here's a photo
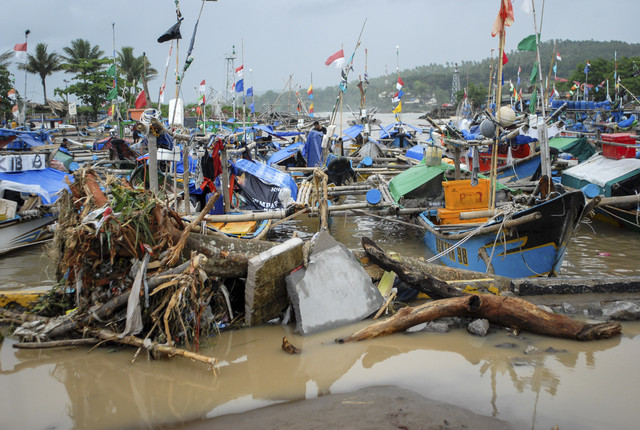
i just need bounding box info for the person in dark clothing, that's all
[312,121,327,134]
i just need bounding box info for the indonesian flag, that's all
[13,42,27,59]
[325,49,345,68]
[199,80,206,92]
[556,52,562,61]
[552,87,560,98]
[491,0,514,37]
[159,84,166,103]
[134,90,147,109]
[235,65,243,77]
[396,77,404,90]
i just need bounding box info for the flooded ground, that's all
[1,213,640,430]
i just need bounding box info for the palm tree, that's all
[0,50,13,68]
[117,46,157,109]
[62,39,104,73]
[18,43,63,104]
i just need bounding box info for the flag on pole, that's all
[552,63,557,74]
[396,77,404,90]
[157,20,183,43]
[235,65,244,77]
[235,79,244,93]
[106,87,118,101]
[199,80,206,92]
[13,42,27,59]
[325,49,345,68]
[250,102,255,114]
[392,101,402,114]
[198,94,205,105]
[556,52,562,61]
[106,64,117,77]
[530,61,538,85]
[517,34,537,51]
[309,103,314,116]
[7,89,16,100]
[520,0,532,14]
[583,61,591,74]
[107,104,115,117]
[502,51,509,65]
[159,84,166,103]
[134,90,147,108]
[391,90,404,103]
[246,87,253,97]
[491,0,514,37]
[529,89,537,114]
[307,84,313,96]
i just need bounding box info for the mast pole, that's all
[532,0,551,179]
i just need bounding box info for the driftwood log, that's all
[337,294,622,343]
[361,237,466,299]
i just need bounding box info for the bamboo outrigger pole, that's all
[489,25,506,210]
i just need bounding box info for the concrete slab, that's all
[286,239,383,335]
[245,238,304,326]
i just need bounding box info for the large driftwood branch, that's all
[13,338,99,349]
[337,295,621,343]
[362,237,465,299]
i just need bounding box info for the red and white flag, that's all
[13,42,27,59]
[556,52,562,61]
[325,49,345,68]
[491,0,514,37]
[396,77,404,91]
[199,80,206,93]
[235,65,244,77]
[135,90,147,109]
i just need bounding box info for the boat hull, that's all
[420,190,586,278]
[0,213,57,255]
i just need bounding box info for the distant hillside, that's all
[252,39,640,116]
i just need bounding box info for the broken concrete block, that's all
[245,238,304,326]
[467,318,489,336]
[286,239,383,336]
[602,301,640,321]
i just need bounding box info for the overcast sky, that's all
[4,0,640,105]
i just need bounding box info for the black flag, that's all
[157,20,182,43]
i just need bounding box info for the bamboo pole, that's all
[489,28,506,210]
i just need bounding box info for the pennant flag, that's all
[199,80,206,92]
[198,94,205,105]
[7,89,16,100]
[157,20,182,43]
[309,103,314,116]
[106,87,118,101]
[13,42,27,59]
[391,90,405,103]
[530,62,538,85]
[396,77,404,90]
[106,64,117,77]
[134,90,146,109]
[325,49,345,68]
[250,102,255,114]
[159,84,166,103]
[521,0,532,14]
[307,84,313,96]
[584,61,590,74]
[107,104,115,117]
[235,78,244,93]
[502,51,509,65]
[513,86,518,99]
[392,101,402,114]
[553,87,560,98]
[517,34,537,52]
[556,52,562,61]
[246,87,253,97]
[529,89,537,114]
[491,0,514,37]
[552,63,557,74]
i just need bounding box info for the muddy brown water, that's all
[2,201,640,430]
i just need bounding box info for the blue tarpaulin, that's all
[0,167,70,204]
[267,141,304,166]
[0,128,53,149]
[342,124,363,141]
[233,159,298,200]
[378,122,422,139]
[304,130,323,167]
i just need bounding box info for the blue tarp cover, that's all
[0,167,70,204]
[342,125,363,141]
[304,130,324,167]
[0,128,52,149]
[233,159,298,200]
[378,122,422,139]
[267,141,304,166]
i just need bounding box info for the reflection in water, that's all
[3,322,637,430]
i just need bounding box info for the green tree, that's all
[17,43,63,103]
[117,47,157,109]
[57,57,112,119]
[0,67,15,121]
[0,50,13,68]
[62,39,104,73]
[456,81,487,109]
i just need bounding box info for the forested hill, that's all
[253,39,640,115]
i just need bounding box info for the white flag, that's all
[521,0,532,14]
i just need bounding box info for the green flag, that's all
[106,87,117,101]
[517,34,538,52]
[529,89,537,114]
[530,62,538,85]
[106,64,116,77]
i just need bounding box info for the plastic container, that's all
[366,189,382,205]
[442,178,490,210]
[424,146,443,166]
[436,207,488,225]
[601,133,636,159]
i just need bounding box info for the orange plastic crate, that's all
[442,178,490,210]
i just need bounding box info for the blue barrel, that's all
[362,156,373,167]
[581,184,600,199]
[366,189,382,205]
[588,101,595,109]
[568,101,575,109]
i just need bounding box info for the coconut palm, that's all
[17,43,63,104]
[117,46,157,109]
[62,39,104,73]
[0,50,13,68]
